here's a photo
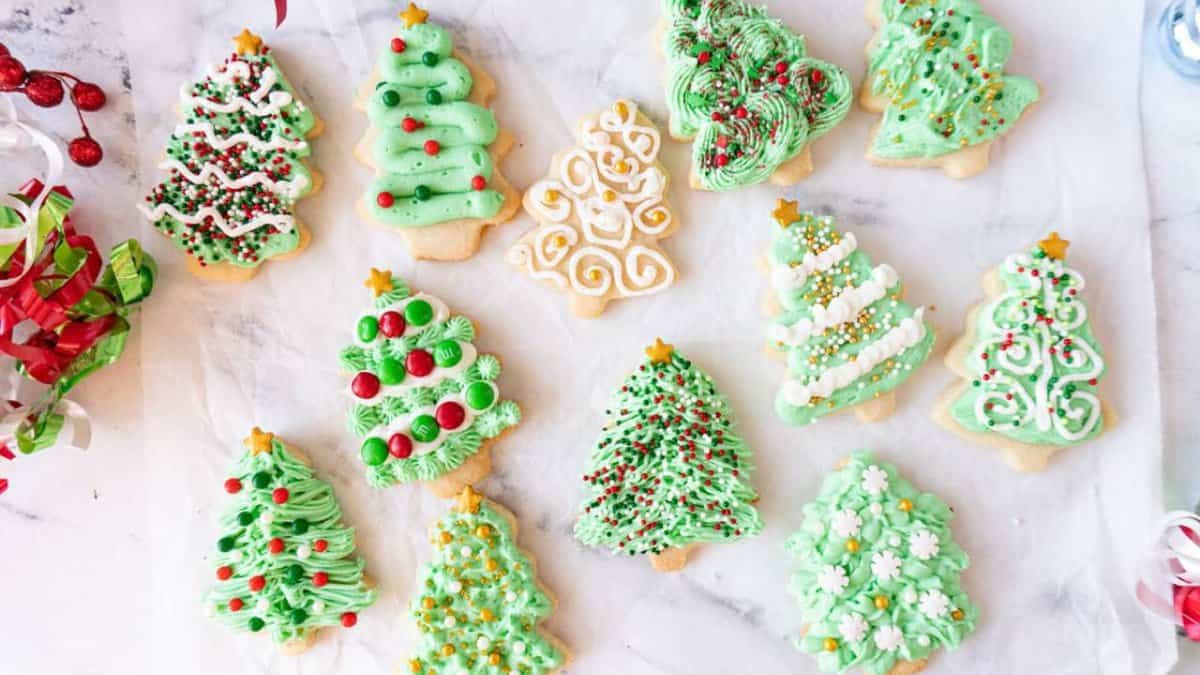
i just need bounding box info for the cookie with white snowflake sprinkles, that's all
[139,29,322,281]
[933,233,1115,472]
[787,452,977,675]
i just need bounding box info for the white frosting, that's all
[137,201,294,238]
[363,391,494,457]
[781,308,927,405]
[348,341,478,404]
[159,158,309,199]
[179,61,293,117]
[769,265,898,345]
[172,122,307,153]
[770,233,858,292]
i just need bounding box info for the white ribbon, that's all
[1135,511,1200,623]
[0,96,65,287]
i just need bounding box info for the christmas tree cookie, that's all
[355,2,519,261]
[658,0,853,190]
[787,452,977,675]
[766,203,934,425]
[510,99,678,318]
[339,269,520,497]
[139,29,321,281]
[205,429,376,654]
[861,0,1040,178]
[575,339,763,572]
[404,486,570,674]
[933,233,1113,472]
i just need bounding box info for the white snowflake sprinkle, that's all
[909,530,940,560]
[817,564,850,595]
[874,625,904,652]
[838,613,869,643]
[830,509,863,538]
[861,465,889,495]
[871,550,902,582]
[918,590,950,619]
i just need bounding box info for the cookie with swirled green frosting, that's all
[355,3,519,261]
[659,0,853,190]
[787,451,977,675]
[861,0,1039,178]
[934,233,1114,472]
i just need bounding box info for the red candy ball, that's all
[272,487,290,504]
[341,612,358,628]
[229,598,244,612]
[224,478,243,494]
[216,565,233,580]
[378,311,406,338]
[811,69,824,84]
[715,154,730,167]
[776,75,790,86]
[312,572,329,587]
[71,81,106,111]
[313,539,329,553]
[0,56,26,89]
[376,191,395,208]
[401,116,421,133]
[24,72,64,107]
[351,372,381,399]
[68,137,103,167]
[734,106,748,119]
[423,139,440,156]
[388,433,413,459]
[471,175,486,191]
[775,61,788,74]
[248,575,266,592]
[405,349,434,377]
[268,538,284,554]
[390,38,407,53]
[436,402,466,430]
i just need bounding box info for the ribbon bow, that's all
[1136,511,1200,640]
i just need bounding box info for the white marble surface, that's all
[1,0,1195,673]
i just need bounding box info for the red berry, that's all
[272,487,289,504]
[341,612,358,628]
[224,478,243,494]
[313,539,329,553]
[388,433,413,459]
[376,191,395,208]
[405,349,434,377]
[734,106,748,119]
[229,598,244,612]
[71,82,106,111]
[0,56,27,89]
[401,116,421,133]
[776,75,789,86]
[470,175,486,191]
[715,154,730,167]
[351,372,381,399]
[268,538,285,554]
[68,137,103,167]
[248,575,266,592]
[312,572,329,587]
[378,311,406,337]
[811,69,824,84]
[423,139,440,156]
[390,38,407,53]
[436,402,466,430]
[24,73,64,107]
[216,565,233,580]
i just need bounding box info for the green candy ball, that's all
[236,511,254,527]
[284,564,304,585]
[292,518,309,535]
[433,340,462,367]
[381,89,400,107]
[425,89,442,105]
[357,316,379,342]
[379,357,406,385]
[421,51,439,66]
[410,415,439,443]
[361,437,389,466]
[252,471,271,489]
[405,299,433,326]
[290,608,308,625]
[248,617,265,632]
[414,184,433,201]
[217,536,236,552]
[465,381,496,411]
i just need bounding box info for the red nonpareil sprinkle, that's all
[391,38,407,53]
[697,51,711,65]
[229,598,244,612]
[314,539,329,553]
[216,566,233,580]
[272,487,289,504]
[224,478,242,494]
[423,139,440,156]
[471,175,486,190]
[341,612,357,628]
[313,572,329,587]
[401,117,421,133]
[248,575,266,592]
[268,537,285,554]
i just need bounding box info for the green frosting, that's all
[786,451,977,674]
[339,274,519,487]
[660,0,852,190]
[407,489,565,674]
[140,50,316,269]
[365,21,504,227]
[768,211,933,425]
[867,0,1039,159]
[949,240,1106,446]
[574,343,763,556]
[205,436,376,644]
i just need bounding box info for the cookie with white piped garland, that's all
[139,29,322,281]
[354,2,519,261]
[933,233,1115,472]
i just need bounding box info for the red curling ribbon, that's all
[275,0,288,27]
[1136,512,1200,642]
[1176,585,1200,641]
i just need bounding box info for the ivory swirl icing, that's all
[205,429,376,646]
[139,33,317,270]
[510,100,678,317]
[947,234,1107,446]
[865,0,1039,160]
[407,486,567,674]
[363,13,505,228]
[660,0,853,190]
[767,204,933,425]
[339,270,519,488]
[786,451,977,674]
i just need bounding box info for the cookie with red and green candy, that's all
[658,0,854,190]
[139,29,322,281]
[206,428,376,654]
[340,269,520,498]
[787,452,977,675]
[574,339,763,572]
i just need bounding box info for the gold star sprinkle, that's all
[244,427,274,455]
[645,337,674,365]
[455,485,484,514]
[364,268,393,297]
[772,198,800,227]
[232,28,264,56]
[399,2,429,27]
[1038,232,1070,260]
